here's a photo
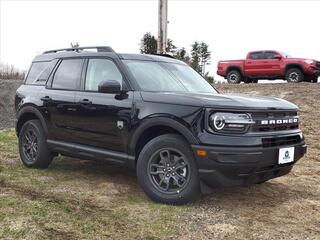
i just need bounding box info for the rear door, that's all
[42,58,84,142]
[244,51,266,76]
[73,57,133,153]
[263,51,282,76]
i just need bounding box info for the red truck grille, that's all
[250,111,299,132]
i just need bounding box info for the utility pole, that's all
[157,0,168,54]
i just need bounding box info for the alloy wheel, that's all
[148,148,190,194]
[22,127,38,163]
[288,72,299,82]
[229,73,238,83]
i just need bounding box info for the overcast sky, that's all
[1,0,320,80]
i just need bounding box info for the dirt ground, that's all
[0,80,319,239]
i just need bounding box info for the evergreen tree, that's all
[140,32,157,54]
[174,47,190,64]
[190,41,201,73]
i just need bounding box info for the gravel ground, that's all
[0,79,22,129]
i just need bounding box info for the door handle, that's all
[41,96,52,102]
[78,99,92,105]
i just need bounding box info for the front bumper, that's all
[305,65,320,76]
[192,142,307,189]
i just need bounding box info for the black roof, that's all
[33,46,185,65]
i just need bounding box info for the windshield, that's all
[124,60,217,93]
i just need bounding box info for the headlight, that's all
[305,59,314,64]
[209,112,255,133]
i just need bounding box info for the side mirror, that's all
[274,54,282,60]
[98,80,121,94]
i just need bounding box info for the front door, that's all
[73,58,133,153]
[263,51,282,76]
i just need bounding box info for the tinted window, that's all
[250,52,264,60]
[25,61,50,85]
[37,59,58,83]
[85,59,123,91]
[52,59,83,90]
[264,52,278,59]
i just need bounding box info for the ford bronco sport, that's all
[15,46,307,204]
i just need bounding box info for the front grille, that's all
[251,111,299,132]
[262,135,302,147]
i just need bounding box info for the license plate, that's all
[278,147,295,164]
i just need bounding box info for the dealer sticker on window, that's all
[279,147,295,164]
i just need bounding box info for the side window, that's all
[52,59,83,90]
[25,61,50,85]
[250,52,264,60]
[85,59,123,91]
[264,52,277,59]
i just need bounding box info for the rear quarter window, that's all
[25,61,57,85]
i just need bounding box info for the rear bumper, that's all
[217,69,226,78]
[192,142,307,188]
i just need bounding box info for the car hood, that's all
[140,92,298,110]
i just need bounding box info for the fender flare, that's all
[226,66,244,76]
[128,117,199,155]
[16,105,48,136]
[285,63,305,74]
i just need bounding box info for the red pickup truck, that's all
[217,50,320,83]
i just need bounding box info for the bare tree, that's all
[0,62,25,80]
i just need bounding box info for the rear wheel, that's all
[19,120,53,168]
[137,134,200,205]
[227,70,242,84]
[285,68,304,83]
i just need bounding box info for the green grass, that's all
[0,130,189,239]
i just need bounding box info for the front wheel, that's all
[137,134,200,205]
[285,68,304,83]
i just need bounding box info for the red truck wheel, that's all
[227,70,242,84]
[285,68,304,83]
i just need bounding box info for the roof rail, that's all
[43,46,115,54]
[152,53,175,59]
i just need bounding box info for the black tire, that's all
[285,68,304,83]
[137,134,200,205]
[252,79,259,83]
[227,70,242,84]
[19,120,53,169]
[243,77,251,84]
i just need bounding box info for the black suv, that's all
[15,46,307,204]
